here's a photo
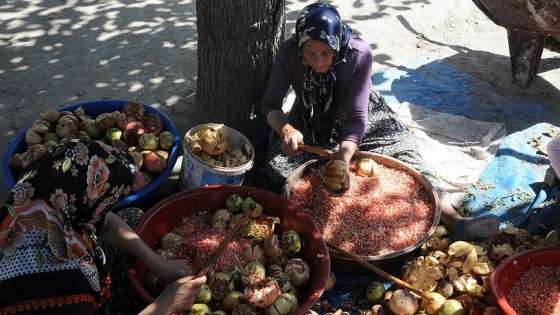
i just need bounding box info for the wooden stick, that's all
[298,144,333,158]
[196,209,252,278]
[325,240,433,302]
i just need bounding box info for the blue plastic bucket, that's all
[179,123,254,190]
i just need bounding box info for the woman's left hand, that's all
[151,258,194,285]
[327,146,355,196]
[327,165,350,197]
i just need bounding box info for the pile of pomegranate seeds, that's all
[164,212,252,273]
[289,162,434,256]
[508,265,560,314]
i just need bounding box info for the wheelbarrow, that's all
[473,0,560,88]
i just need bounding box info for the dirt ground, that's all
[1,0,559,201]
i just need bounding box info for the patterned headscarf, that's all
[2,139,137,226]
[295,2,353,145]
[1,139,137,267]
[0,139,138,303]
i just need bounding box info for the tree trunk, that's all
[195,0,285,138]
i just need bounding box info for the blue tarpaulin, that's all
[322,56,560,310]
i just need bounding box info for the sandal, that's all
[449,214,500,242]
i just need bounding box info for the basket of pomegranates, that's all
[283,151,442,274]
[124,185,330,315]
[2,99,180,210]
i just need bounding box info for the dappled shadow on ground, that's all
[384,13,560,114]
[0,0,199,198]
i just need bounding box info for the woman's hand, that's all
[326,161,350,197]
[281,125,304,156]
[149,258,194,286]
[139,275,207,315]
[327,141,358,196]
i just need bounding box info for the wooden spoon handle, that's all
[298,144,333,158]
[325,240,433,302]
[196,209,252,278]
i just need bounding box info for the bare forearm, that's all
[98,212,160,270]
[336,140,358,164]
[267,110,291,135]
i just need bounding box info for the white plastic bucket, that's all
[179,123,255,190]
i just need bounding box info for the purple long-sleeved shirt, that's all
[261,34,373,145]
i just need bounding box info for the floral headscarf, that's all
[2,139,137,227]
[295,2,353,145]
[0,139,137,298]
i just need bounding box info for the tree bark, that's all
[195,0,285,137]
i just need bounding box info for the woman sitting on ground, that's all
[0,139,205,315]
[261,1,500,242]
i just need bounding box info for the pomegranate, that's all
[44,132,60,143]
[122,100,145,121]
[281,230,301,256]
[356,157,380,177]
[94,112,116,132]
[72,106,86,117]
[241,261,266,286]
[55,115,79,139]
[212,221,228,234]
[223,290,245,312]
[131,170,153,193]
[264,292,298,315]
[421,292,447,314]
[159,232,182,249]
[388,289,419,315]
[8,154,23,171]
[208,272,234,301]
[141,112,164,135]
[32,118,52,129]
[158,130,175,150]
[189,303,211,314]
[439,299,466,315]
[263,234,284,258]
[226,193,244,213]
[324,272,336,291]
[211,208,234,225]
[143,151,168,174]
[266,264,284,279]
[241,197,263,218]
[116,112,135,130]
[227,265,243,287]
[272,272,298,295]
[243,245,266,265]
[245,215,274,243]
[79,118,102,140]
[366,281,385,303]
[194,284,212,304]
[20,144,47,169]
[25,124,50,145]
[138,133,159,151]
[243,277,281,308]
[40,108,60,124]
[322,159,346,191]
[284,258,310,286]
[123,121,147,146]
[153,149,169,161]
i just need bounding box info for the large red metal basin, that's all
[124,185,330,314]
